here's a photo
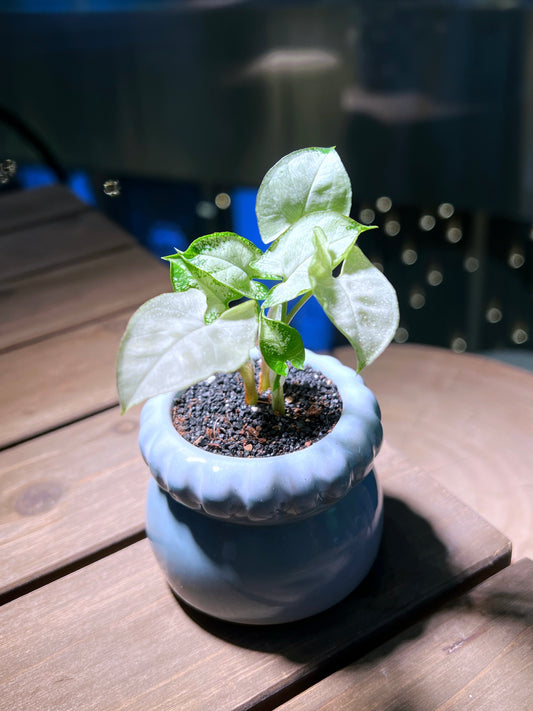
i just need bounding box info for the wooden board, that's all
[0,406,145,602]
[0,205,134,282]
[2,437,406,602]
[0,185,87,235]
[0,246,167,350]
[0,440,510,605]
[278,558,533,711]
[335,344,533,561]
[0,446,511,711]
[0,312,129,449]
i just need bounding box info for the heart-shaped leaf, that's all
[259,313,305,377]
[256,147,352,244]
[167,232,274,299]
[116,290,259,411]
[255,211,373,307]
[309,234,399,371]
[168,256,240,324]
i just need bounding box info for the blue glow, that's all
[147,221,188,258]
[68,170,96,205]
[230,187,262,248]
[16,164,56,189]
[291,297,337,351]
[1,1,170,12]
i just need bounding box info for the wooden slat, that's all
[0,446,511,711]
[0,206,134,282]
[0,246,167,350]
[0,312,129,449]
[335,344,533,560]
[278,559,533,711]
[0,406,145,601]
[0,185,87,235]
[0,438,406,602]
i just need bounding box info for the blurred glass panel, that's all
[0,1,531,221]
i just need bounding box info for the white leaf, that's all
[256,147,352,244]
[116,291,259,411]
[255,211,367,307]
[310,244,399,371]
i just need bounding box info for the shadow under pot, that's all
[140,350,384,625]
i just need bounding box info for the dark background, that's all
[1,0,532,361]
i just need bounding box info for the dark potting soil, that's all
[172,365,342,458]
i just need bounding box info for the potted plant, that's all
[116,147,399,625]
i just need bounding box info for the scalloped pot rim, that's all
[138,350,383,525]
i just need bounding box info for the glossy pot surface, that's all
[141,350,384,624]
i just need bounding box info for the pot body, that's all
[146,470,382,624]
[141,350,384,625]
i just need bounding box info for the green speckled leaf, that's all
[168,256,240,324]
[259,313,305,377]
[168,232,273,299]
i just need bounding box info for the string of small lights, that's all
[357,196,532,353]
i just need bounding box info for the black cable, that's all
[0,104,67,183]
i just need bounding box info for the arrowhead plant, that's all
[116,147,399,415]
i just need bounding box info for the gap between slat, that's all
[243,547,512,711]
[0,185,91,237]
[0,403,120,453]
[0,299,145,356]
[0,528,146,606]
[0,242,134,287]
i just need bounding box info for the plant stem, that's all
[238,360,259,406]
[258,354,271,393]
[271,374,285,415]
[286,292,312,323]
[264,303,289,415]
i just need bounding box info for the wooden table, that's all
[337,344,533,563]
[1,186,531,710]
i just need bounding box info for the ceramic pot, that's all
[140,351,383,625]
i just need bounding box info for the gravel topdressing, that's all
[172,364,342,458]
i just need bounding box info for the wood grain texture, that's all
[0,445,511,711]
[0,206,134,282]
[0,185,86,235]
[335,344,533,561]
[0,438,510,606]
[0,312,129,449]
[0,246,167,350]
[0,406,145,600]
[278,558,533,711]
